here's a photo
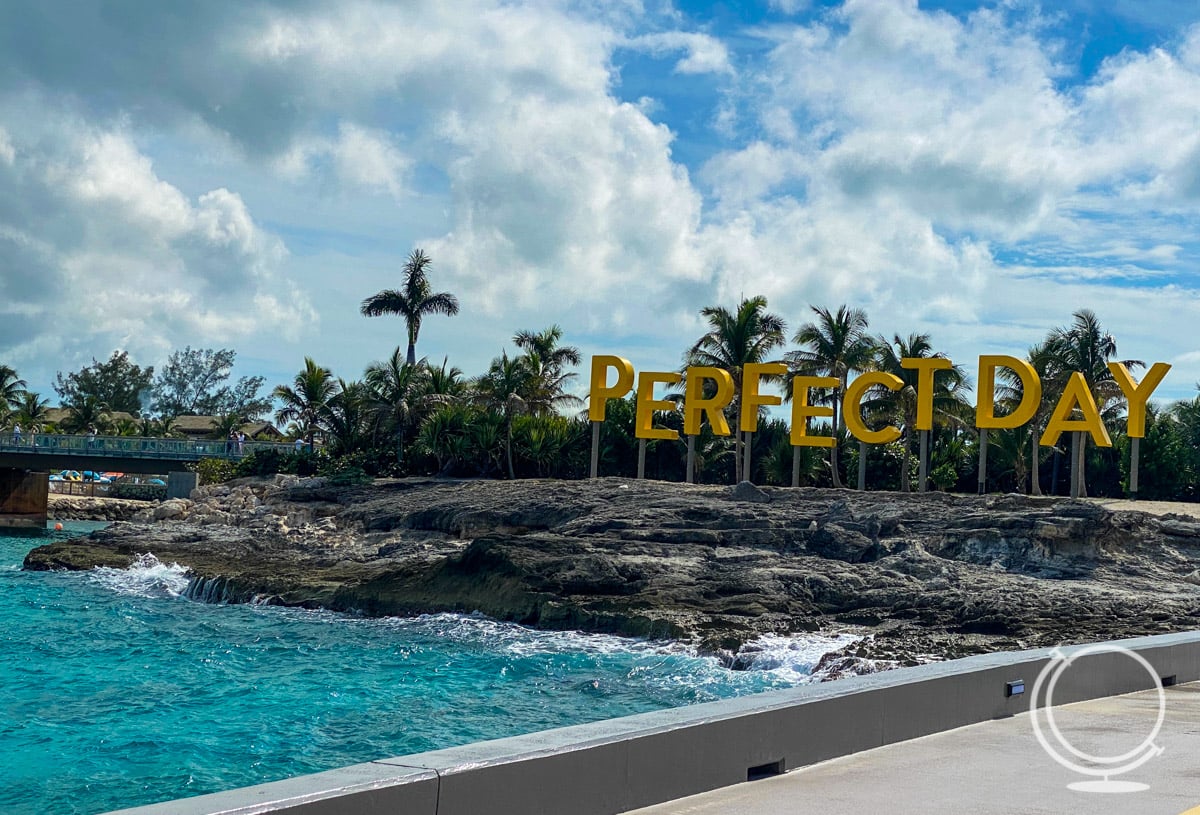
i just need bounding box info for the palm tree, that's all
[63,395,111,434]
[472,351,530,479]
[685,296,786,481]
[360,249,460,366]
[273,358,338,447]
[12,391,50,430]
[0,365,26,420]
[514,325,582,415]
[993,343,1056,495]
[364,348,429,464]
[1043,310,1141,497]
[321,379,370,457]
[424,357,468,400]
[786,305,877,488]
[870,333,971,492]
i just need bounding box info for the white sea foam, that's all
[732,632,864,683]
[90,553,191,598]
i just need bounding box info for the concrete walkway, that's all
[627,684,1200,815]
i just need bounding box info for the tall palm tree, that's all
[273,358,338,447]
[685,296,786,481]
[1043,310,1141,497]
[870,333,971,492]
[472,351,530,479]
[0,365,26,417]
[514,325,582,415]
[360,249,460,366]
[786,305,877,488]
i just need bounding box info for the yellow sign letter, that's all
[588,355,635,422]
[843,371,903,445]
[976,355,1042,430]
[739,363,787,433]
[790,375,838,447]
[683,367,735,436]
[1039,372,1112,448]
[1109,361,1171,439]
[635,371,682,441]
[900,357,953,431]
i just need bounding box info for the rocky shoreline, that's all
[24,477,1200,670]
[47,494,152,522]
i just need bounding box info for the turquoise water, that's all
[0,523,851,815]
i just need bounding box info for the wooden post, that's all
[857,441,867,491]
[589,421,600,479]
[742,432,753,484]
[637,438,646,480]
[977,428,988,495]
[1130,436,1140,500]
[918,430,929,493]
[686,435,696,484]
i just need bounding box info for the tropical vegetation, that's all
[2,249,1197,500]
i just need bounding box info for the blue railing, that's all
[0,432,299,461]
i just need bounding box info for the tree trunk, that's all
[406,340,417,367]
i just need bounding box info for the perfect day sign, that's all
[587,355,1172,448]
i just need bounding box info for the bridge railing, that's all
[0,432,300,462]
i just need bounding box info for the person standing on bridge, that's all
[87,426,96,449]
[12,423,20,445]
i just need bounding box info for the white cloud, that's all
[0,111,312,383]
[624,31,735,75]
[274,122,411,198]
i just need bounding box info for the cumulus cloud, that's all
[623,31,735,75]
[0,110,312,380]
[3,0,1200,404]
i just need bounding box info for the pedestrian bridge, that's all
[0,432,297,475]
[0,433,298,528]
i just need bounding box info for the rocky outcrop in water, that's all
[23,477,1200,665]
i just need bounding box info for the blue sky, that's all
[3,0,1200,406]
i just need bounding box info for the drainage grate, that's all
[747,760,785,781]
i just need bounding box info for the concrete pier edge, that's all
[103,630,1200,815]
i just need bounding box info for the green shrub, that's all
[190,457,237,485]
[234,448,322,477]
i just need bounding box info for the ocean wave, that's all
[89,554,191,598]
[732,632,864,682]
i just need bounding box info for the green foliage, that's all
[234,448,321,477]
[190,457,238,485]
[360,249,460,366]
[152,347,269,420]
[54,351,154,416]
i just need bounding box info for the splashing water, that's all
[0,523,861,815]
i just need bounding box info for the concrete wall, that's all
[166,471,199,500]
[104,631,1200,815]
[0,467,48,529]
